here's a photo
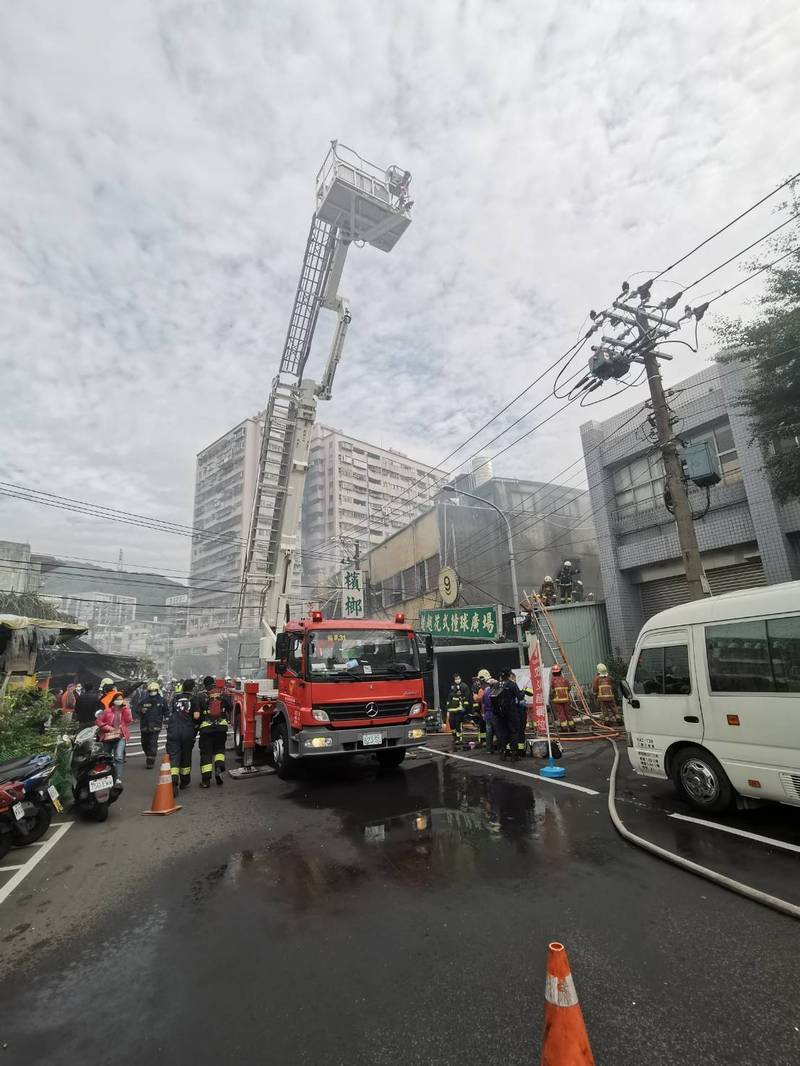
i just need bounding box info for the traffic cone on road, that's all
[142,755,182,816]
[540,942,595,1065]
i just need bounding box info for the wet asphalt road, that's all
[1,733,799,1065]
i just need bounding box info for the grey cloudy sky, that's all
[2,0,799,576]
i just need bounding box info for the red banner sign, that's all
[530,639,547,735]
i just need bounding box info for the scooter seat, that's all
[0,755,46,784]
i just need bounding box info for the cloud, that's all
[1,0,798,574]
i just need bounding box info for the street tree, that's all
[716,212,800,502]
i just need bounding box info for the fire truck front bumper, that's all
[293,723,427,757]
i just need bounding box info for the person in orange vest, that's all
[549,664,574,733]
[591,663,619,724]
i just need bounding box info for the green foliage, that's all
[0,688,75,795]
[606,654,629,681]
[715,201,800,503]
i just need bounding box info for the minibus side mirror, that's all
[619,678,640,709]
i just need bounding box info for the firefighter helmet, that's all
[596,663,608,675]
[551,664,562,675]
[147,681,160,692]
[477,668,491,681]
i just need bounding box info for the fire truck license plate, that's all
[362,733,383,747]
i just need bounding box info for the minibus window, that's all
[706,620,772,692]
[633,645,691,695]
[768,616,800,693]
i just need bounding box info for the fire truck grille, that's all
[319,700,414,724]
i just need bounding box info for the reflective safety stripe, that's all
[179,766,191,776]
[545,973,579,1008]
[552,694,569,703]
[213,753,225,763]
[170,767,179,778]
[598,683,614,700]
[200,763,213,773]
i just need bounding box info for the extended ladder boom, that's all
[238,142,413,672]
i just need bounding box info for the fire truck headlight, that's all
[304,736,333,749]
[311,708,330,723]
[407,728,425,740]
[409,702,425,717]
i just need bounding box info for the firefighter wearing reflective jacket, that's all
[591,663,618,724]
[198,675,232,787]
[167,679,200,795]
[549,665,574,732]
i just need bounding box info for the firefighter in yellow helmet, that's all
[549,664,574,732]
[591,663,619,725]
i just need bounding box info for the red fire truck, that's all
[230,143,424,777]
[232,611,430,778]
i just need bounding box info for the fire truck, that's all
[229,141,429,778]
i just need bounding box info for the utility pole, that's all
[582,281,711,602]
[641,341,710,600]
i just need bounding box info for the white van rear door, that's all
[628,628,699,777]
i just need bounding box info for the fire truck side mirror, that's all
[275,632,290,672]
[424,634,434,670]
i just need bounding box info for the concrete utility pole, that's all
[641,342,710,600]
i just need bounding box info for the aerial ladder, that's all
[238,141,413,689]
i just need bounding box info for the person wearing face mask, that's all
[97,692,133,787]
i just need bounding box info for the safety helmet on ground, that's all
[596,663,608,675]
[551,664,562,675]
[147,682,160,692]
[477,668,491,681]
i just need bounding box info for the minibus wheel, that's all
[672,746,734,813]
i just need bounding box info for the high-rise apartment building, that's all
[189,418,439,627]
[302,425,440,586]
[189,413,263,628]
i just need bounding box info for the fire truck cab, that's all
[232,612,430,778]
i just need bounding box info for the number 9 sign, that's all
[438,566,459,606]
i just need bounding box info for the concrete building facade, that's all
[580,361,800,656]
[301,424,441,588]
[364,477,601,628]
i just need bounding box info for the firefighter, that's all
[139,681,169,769]
[446,675,470,749]
[494,671,519,762]
[166,678,200,795]
[549,664,574,733]
[540,576,557,607]
[198,675,232,787]
[501,669,528,760]
[591,663,619,724]
[557,561,579,604]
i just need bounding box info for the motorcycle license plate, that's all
[362,732,384,747]
[89,775,114,793]
[47,785,63,813]
[12,802,25,821]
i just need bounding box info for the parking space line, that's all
[668,812,800,854]
[421,747,600,795]
[0,823,73,906]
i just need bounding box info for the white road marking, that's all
[421,747,600,795]
[0,864,25,872]
[668,812,800,854]
[0,823,74,906]
[126,747,166,759]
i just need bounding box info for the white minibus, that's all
[620,581,800,812]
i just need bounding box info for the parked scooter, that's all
[66,727,122,822]
[0,780,27,861]
[0,753,61,847]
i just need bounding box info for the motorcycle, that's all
[66,727,122,822]
[0,753,61,847]
[0,780,26,861]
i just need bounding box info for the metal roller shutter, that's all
[639,559,766,620]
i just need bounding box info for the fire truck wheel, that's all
[375,748,406,770]
[273,721,297,780]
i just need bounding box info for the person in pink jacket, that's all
[97,694,132,786]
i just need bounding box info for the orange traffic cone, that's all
[541,942,595,1065]
[142,754,182,816]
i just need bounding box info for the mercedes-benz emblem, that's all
[365,702,378,718]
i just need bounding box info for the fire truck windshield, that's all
[306,629,420,680]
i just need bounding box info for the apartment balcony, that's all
[610,479,748,536]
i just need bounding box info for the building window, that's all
[401,566,417,598]
[613,454,666,516]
